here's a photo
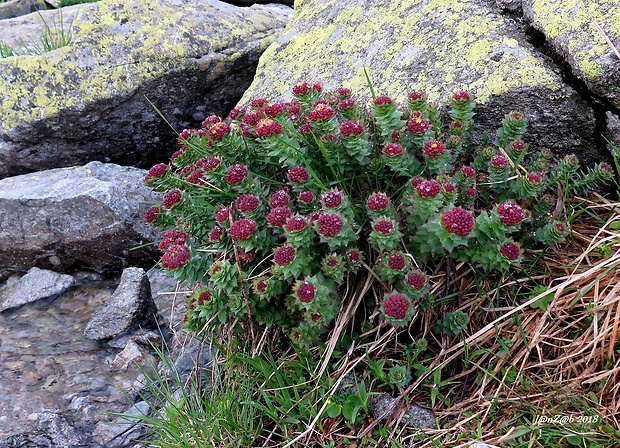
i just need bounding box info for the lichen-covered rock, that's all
[0,0,293,178]
[0,161,161,273]
[241,0,604,164]
[522,0,620,108]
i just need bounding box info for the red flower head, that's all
[321,190,342,209]
[408,91,425,101]
[255,279,268,294]
[158,230,187,251]
[388,254,406,270]
[262,103,286,118]
[287,102,301,116]
[416,179,442,198]
[340,120,364,137]
[500,242,520,261]
[422,140,446,158]
[147,163,167,180]
[229,218,256,242]
[444,183,456,193]
[441,207,474,236]
[255,119,283,138]
[374,219,393,235]
[274,245,295,266]
[202,115,221,128]
[288,166,310,183]
[266,207,292,227]
[337,87,352,98]
[384,143,404,157]
[162,189,182,209]
[512,141,526,151]
[367,193,389,211]
[337,99,355,110]
[215,206,231,224]
[228,107,245,120]
[407,271,426,290]
[207,122,230,141]
[144,206,160,223]
[197,290,212,305]
[347,249,361,264]
[286,215,308,232]
[374,95,393,105]
[497,202,524,226]
[527,172,544,184]
[270,188,290,208]
[250,98,268,108]
[236,194,260,213]
[178,128,196,142]
[226,165,248,185]
[453,91,471,101]
[170,147,186,162]
[491,155,508,168]
[209,226,223,242]
[186,169,206,185]
[298,123,312,134]
[407,117,431,134]
[318,213,343,237]
[200,156,221,172]
[460,166,476,178]
[242,110,262,126]
[296,282,315,303]
[292,82,310,96]
[383,293,410,319]
[309,103,334,121]
[161,244,190,270]
[298,191,315,204]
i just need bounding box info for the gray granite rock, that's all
[0,161,162,273]
[371,393,436,429]
[0,267,74,312]
[240,0,605,165]
[0,412,89,448]
[0,0,47,20]
[84,267,157,341]
[0,0,293,179]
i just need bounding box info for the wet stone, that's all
[0,267,74,312]
[84,267,157,341]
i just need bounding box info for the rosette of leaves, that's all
[436,311,470,336]
[387,364,412,390]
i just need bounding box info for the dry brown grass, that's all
[281,195,620,447]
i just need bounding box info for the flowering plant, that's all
[144,83,612,346]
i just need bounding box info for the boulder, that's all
[0,267,74,312]
[522,0,620,108]
[84,267,157,341]
[0,0,293,179]
[0,4,81,49]
[0,0,47,21]
[240,0,605,165]
[0,161,161,273]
